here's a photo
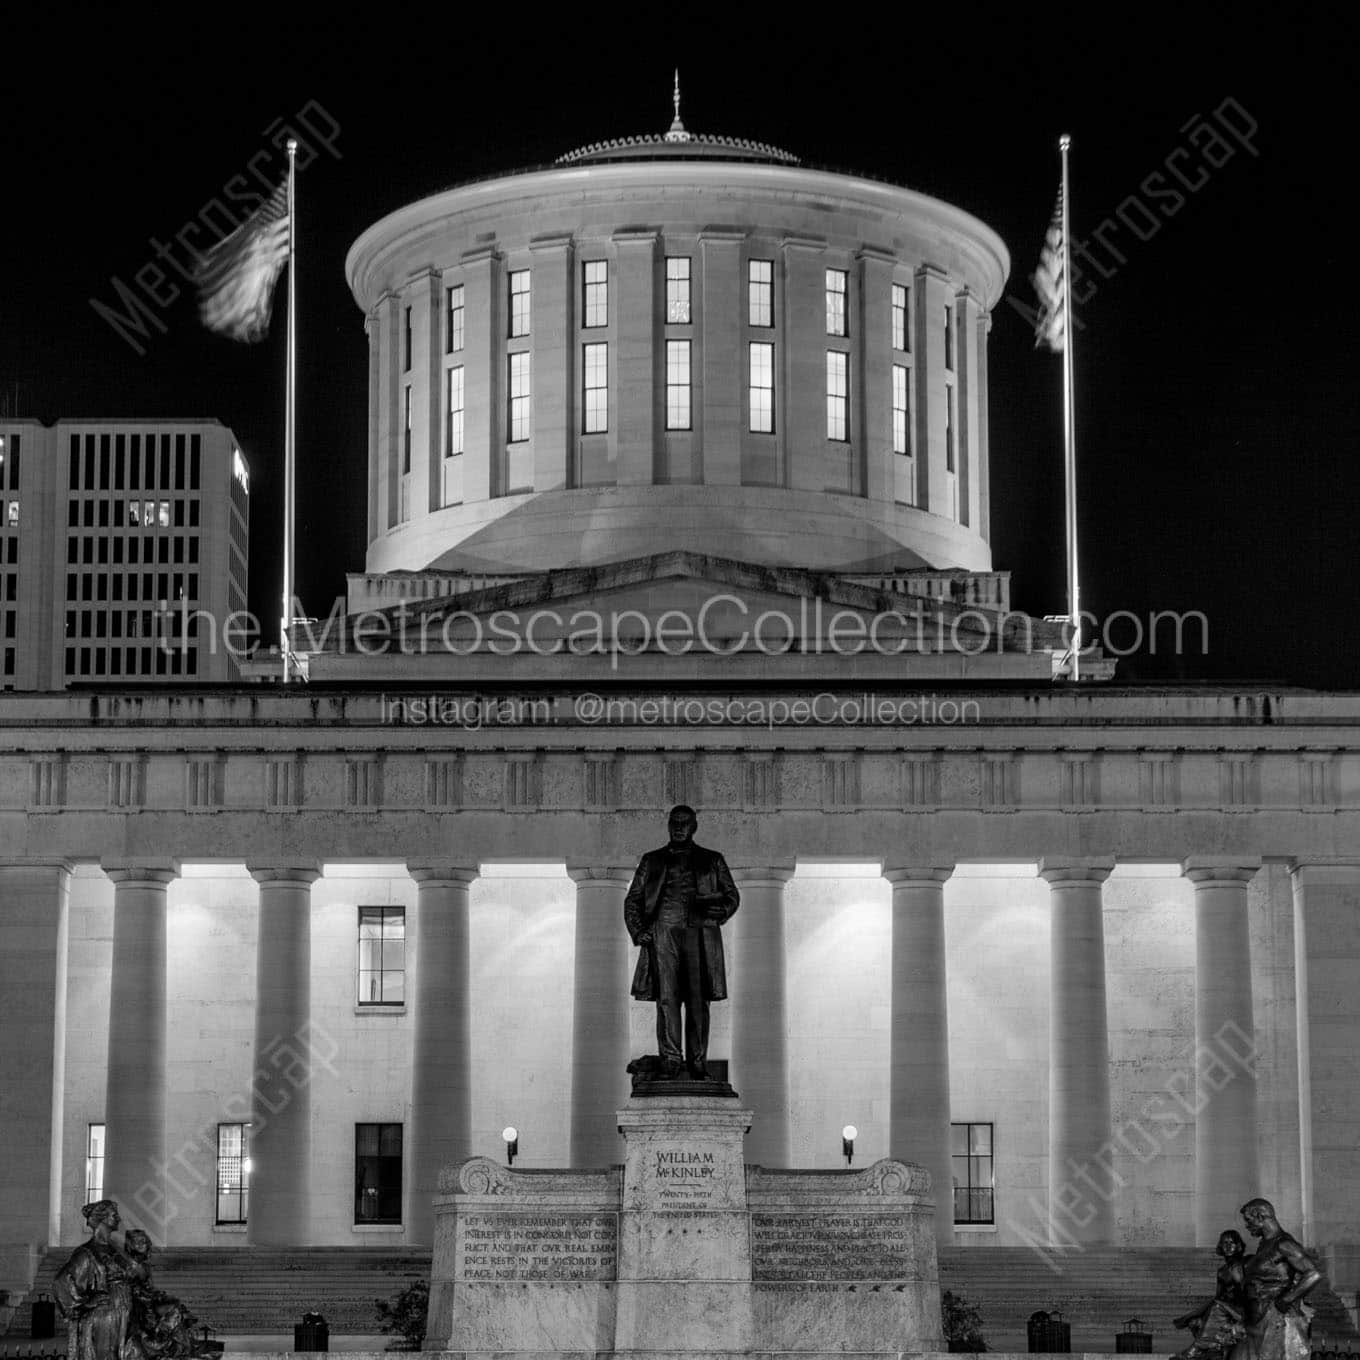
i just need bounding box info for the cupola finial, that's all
[665,68,691,142]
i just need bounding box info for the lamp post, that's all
[502,1126,519,1166]
[842,1124,858,1166]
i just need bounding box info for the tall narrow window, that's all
[748,260,773,327]
[358,905,406,1005]
[892,364,910,455]
[403,306,412,371]
[446,284,465,354]
[892,283,909,352]
[666,257,691,323]
[952,1122,994,1224]
[509,270,531,337]
[666,340,691,430]
[583,342,608,434]
[583,260,608,328]
[402,387,412,474]
[216,1123,250,1224]
[355,1123,403,1224]
[945,386,956,472]
[85,1123,105,1203]
[446,367,465,457]
[826,351,848,441]
[944,304,954,370]
[749,342,774,433]
[826,268,848,337]
[507,352,531,443]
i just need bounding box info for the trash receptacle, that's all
[31,1292,57,1339]
[294,1311,328,1352]
[1027,1309,1071,1354]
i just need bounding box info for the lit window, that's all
[403,387,412,474]
[583,342,608,434]
[446,284,465,353]
[952,1122,994,1224]
[826,269,848,337]
[508,352,531,443]
[666,340,691,431]
[157,501,170,527]
[358,905,405,1005]
[583,261,608,329]
[892,283,909,352]
[748,260,773,327]
[944,305,954,370]
[826,351,848,441]
[355,1123,403,1225]
[403,306,412,371]
[749,342,774,434]
[446,367,464,457]
[509,270,531,338]
[143,501,156,527]
[85,1123,105,1203]
[5,500,16,527]
[666,257,691,324]
[892,364,910,456]
[216,1123,250,1224]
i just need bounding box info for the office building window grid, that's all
[583,342,608,434]
[666,257,691,324]
[509,270,531,337]
[826,269,848,337]
[749,342,774,433]
[826,351,848,441]
[583,261,608,328]
[748,260,773,327]
[666,340,691,431]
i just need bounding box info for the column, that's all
[729,866,794,1166]
[103,863,175,1242]
[247,864,319,1246]
[0,862,72,1250]
[406,865,478,1246]
[567,865,634,1166]
[1290,860,1360,1249]
[1038,857,1114,1244]
[1183,858,1261,1245]
[884,865,954,1245]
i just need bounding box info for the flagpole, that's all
[281,139,297,683]
[1059,133,1081,681]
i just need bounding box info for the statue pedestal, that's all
[428,1094,941,1358]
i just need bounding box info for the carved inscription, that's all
[653,1148,718,1204]
[456,1213,616,1281]
[751,1213,913,1281]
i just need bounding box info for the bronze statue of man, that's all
[1235,1197,1321,1360]
[624,805,740,1079]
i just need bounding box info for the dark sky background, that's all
[2,12,1354,686]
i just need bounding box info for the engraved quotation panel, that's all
[456,1213,617,1280]
[751,1213,915,1281]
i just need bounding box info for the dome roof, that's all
[556,71,800,168]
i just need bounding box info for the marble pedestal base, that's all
[428,1094,941,1357]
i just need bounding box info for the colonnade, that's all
[3,854,1355,1253]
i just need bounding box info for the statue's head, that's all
[124,1229,152,1260]
[1240,1198,1279,1237]
[1217,1229,1247,1259]
[81,1199,120,1232]
[667,804,697,845]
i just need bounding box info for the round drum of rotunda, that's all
[346,117,1009,576]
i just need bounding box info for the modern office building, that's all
[1,103,1356,1342]
[0,418,248,689]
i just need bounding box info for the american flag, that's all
[1031,187,1066,351]
[197,178,290,342]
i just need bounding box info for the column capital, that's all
[0,857,76,873]
[1182,857,1262,885]
[1290,858,1360,885]
[566,864,636,885]
[1038,857,1114,886]
[730,863,796,886]
[248,863,322,887]
[883,864,954,886]
[103,861,177,885]
[408,863,480,886]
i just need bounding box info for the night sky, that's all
[2,13,1353,686]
